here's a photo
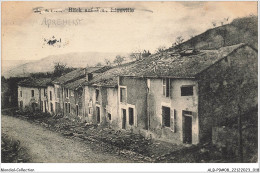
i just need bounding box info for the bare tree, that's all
[172,36,184,52]
[113,55,125,66]
[173,36,184,47]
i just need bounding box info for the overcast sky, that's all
[2,1,257,63]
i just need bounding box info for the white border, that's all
[0,0,259,173]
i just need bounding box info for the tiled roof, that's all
[85,67,103,74]
[85,61,137,87]
[52,68,85,85]
[18,78,52,88]
[64,78,86,90]
[122,43,247,78]
[58,66,112,89]
[86,43,249,87]
[92,66,112,73]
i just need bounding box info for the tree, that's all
[113,55,125,66]
[174,36,184,46]
[54,63,67,77]
[53,62,74,77]
[172,36,184,52]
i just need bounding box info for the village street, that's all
[1,115,135,163]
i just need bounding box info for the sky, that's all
[2,1,258,65]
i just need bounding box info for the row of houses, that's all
[18,43,258,145]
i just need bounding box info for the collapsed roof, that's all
[86,43,249,88]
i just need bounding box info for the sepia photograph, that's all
[1,1,259,172]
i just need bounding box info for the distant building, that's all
[18,78,51,112]
[63,78,85,119]
[50,68,86,116]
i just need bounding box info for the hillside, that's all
[3,16,257,78]
[172,15,257,51]
[2,52,127,78]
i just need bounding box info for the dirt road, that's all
[1,115,134,163]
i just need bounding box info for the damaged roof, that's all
[62,66,112,89]
[122,43,249,78]
[85,61,137,87]
[92,66,112,73]
[85,43,251,87]
[85,67,103,74]
[64,78,86,90]
[18,78,52,88]
[52,68,85,85]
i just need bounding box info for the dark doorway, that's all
[20,101,23,109]
[122,109,126,129]
[162,106,171,127]
[50,103,54,113]
[44,101,47,112]
[32,103,37,112]
[129,107,134,125]
[76,105,79,116]
[96,107,100,123]
[183,115,192,144]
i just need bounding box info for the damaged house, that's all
[83,66,121,127]
[117,43,257,144]
[49,68,86,116]
[18,78,52,112]
[62,78,86,119]
[60,66,110,120]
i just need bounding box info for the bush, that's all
[1,134,31,163]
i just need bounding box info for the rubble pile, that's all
[5,109,215,162]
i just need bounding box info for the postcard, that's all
[1,1,258,172]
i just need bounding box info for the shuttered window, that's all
[163,78,170,97]
[120,87,126,103]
